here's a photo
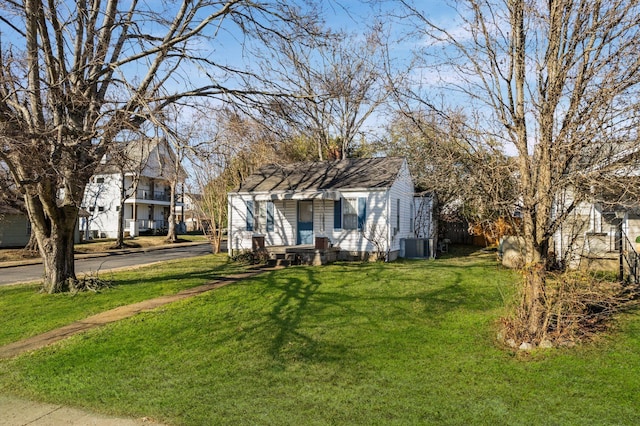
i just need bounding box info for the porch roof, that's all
[254,190,342,201]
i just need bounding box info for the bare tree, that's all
[188,107,279,253]
[152,110,189,244]
[383,110,518,241]
[0,0,324,293]
[248,25,393,160]
[399,0,640,342]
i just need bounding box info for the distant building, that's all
[0,201,30,248]
[81,138,185,239]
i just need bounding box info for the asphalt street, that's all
[0,243,213,286]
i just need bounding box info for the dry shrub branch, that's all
[502,272,640,347]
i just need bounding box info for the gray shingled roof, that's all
[0,199,25,215]
[234,157,406,193]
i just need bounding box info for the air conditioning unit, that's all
[403,238,433,259]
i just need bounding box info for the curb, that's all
[0,241,210,269]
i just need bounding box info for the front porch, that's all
[252,236,340,266]
[263,245,341,267]
[126,219,168,236]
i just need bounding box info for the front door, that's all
[297,200,314,245]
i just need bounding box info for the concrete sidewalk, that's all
[0,395,163,425]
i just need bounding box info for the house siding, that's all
[386,161,415,258]
[0,214,30,248]
[82,173,123,238]
[330,190,388,255]
[414,194,437,239]
[552,191,619,269]
[80,141,184,239]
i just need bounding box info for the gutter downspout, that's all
[387,189,392,261]
[227,194,232,256]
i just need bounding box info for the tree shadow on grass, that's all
[260,259,510,367]
[103,256,252,290]
[264,268,352,366]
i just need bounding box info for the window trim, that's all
[342,197,366,231]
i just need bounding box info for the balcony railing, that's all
[126,219,167,231]
[125,219,168,235]
[135,190,172,202]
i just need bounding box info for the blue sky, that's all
[0,0,461,139]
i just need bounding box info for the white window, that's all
[343,199,358,230]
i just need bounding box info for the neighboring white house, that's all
[81,138,185,239]
[180,193,204,232]
[228,157,428,261]
[551,195,640,270]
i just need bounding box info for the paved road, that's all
[0,243,213,286]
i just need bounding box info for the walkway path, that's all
[0,269,266,359]
[0,266,272,425]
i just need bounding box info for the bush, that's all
[501,271,640,346]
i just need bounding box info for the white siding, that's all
[414,194,436,240]
[386,161,415,253]
[81,173,122,238]
[330,190,389,253]
[266,200,296,246]
[228,194,254,252]
[552,189,613,268]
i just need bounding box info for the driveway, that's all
[0,243,213,286]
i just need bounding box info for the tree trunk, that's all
[113,172,127,248]
[522,262,546,339]
[165,180,178,243]
[520,208,547,340]
[210,228,221,254]
[24,231,38,252]
[30,207,78,294]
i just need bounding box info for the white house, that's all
[551,196,640,270]
[228,157,425,261]
[81,138,185,239]
[180,193,204,232]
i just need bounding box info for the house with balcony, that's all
[80,137,185,239]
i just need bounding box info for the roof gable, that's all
[235,157,407,193]
[96,137,186,180]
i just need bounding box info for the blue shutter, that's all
[266,201,274,232]
[357,197,366,230]
[334,199,342,229]
[246,200,254,231]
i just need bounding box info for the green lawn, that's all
[0,255,246,346]
[1,251,640,425]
